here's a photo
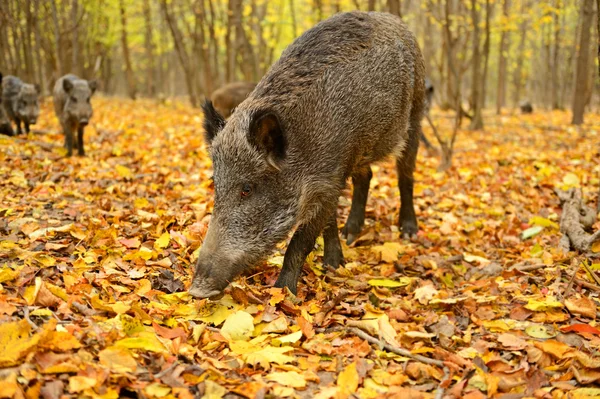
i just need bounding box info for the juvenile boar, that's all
[1,75,40,135]
[211,82,257,118]
[519,101,533,114]
[0,73,15,136]
[53,74,97,157]
[191,11,425,298]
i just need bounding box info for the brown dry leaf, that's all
[565,296,597,319]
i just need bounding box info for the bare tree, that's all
[388,0,401,17]
[470,0,484,130]
[496,0,509,114]
[119,0,137,99]
[572,0,594,124]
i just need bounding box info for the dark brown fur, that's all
[191,11,425,298]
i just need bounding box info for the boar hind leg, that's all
[275,207,335,295]
[323,211,343,269]
[64,126,75,157]
[24,121,30,134]
[342,166,372,245]
[15,119,22,135]
[397,120,420,239]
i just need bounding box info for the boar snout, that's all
[79,118,89,126]
[189,260,229,298]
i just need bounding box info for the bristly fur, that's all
[202,100,226,145]
[190,11,426,299]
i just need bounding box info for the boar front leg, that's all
[397,119,420,239]
[64,125,75,157]
[77,126,85,156]
[275,207,335,295]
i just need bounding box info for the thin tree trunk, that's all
[225,0,234,82]
[196,0,213,97]
[470,0,483,130]
[33,0,46,93]
[50,0,62,76]
[119,0,137,99]
[368,0,376,11]
[314,0,323,21]
[496,0,509,114]
[512,0,527,107]
[143,0,155,96]
[71,0,79,76]
[572,0,594,124]
[388,0,401,17]
[551,0,561,109]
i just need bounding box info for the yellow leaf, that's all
[262,316,289,334]
[113,332,167,353]
[99,347,137,373]
[0,372,19,398]
[116,164,133,179]
[565,296,597,319]
[68,376,97,393]
[0,320,40,367]
[378,315,400,347]
[371,242,404,263]
[144,383,171,398]
[268,288,286,306]
[221,311,254,341]
[562,173,580,188]
[134,197,149,209]
[40,331,81,352]
[367,278,411,288]
[230,341,294,369]
[529,216,559,230]
[463,253,490,265]
[0,267,18,284]
[202,380,227,399]
[524,296,564,311]
[154,232,170,250]
[482,319,516,333]
[266,371,306,388]
[525,325,557,339]
[591,241,600,253]
[337,361,359,396]
[272,330,303,346]
[534,340,574,358]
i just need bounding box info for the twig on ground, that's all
[346,326,445,368]
[435,367,451,399]
[510,263,546,272]
[23,306,38,330]
[563,262,582,298]
[574,278,600,293]
[315,289,349,326]
[154,361,178,379]
[71,301,97,317]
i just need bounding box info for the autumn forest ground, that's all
[0,98,599,399]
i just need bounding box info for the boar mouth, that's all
[188,273,230,299]
[188,286,222,299]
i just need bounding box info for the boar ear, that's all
[88,80,98,94]
[249,110,286,165]
[202,99,225,145]
[63,79,74,94]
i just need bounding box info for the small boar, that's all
[519,101,533,114]
[1,75,40,135]
[0,73,15,136]
[53,74,97,157]
[211,82,257,118]
[190,11,425,298]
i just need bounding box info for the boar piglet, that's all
[1,75,40,135]
[211,82,257,119]
[190,11,425,298]
[53,74,97,157]
[0,73,15,136]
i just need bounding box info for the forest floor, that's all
[0,98,599,399]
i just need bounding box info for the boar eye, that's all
[241,183,253,198]
[86,97,91,103]
[71,96,77,103]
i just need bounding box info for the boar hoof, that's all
[400,220,418,239]
[323,247,344,269]
[274,275,298,296]
[341,222,362,245]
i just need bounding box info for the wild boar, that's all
[211,82,257,118]
[1,75,40,135]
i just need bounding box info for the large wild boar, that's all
[1,75,40,135]
[53,74,97,157]
[211,82,257,118]
[0,73,15,136]
[190,11,425,298]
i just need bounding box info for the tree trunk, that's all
[196,0,213,97]
[512,0,527,107]
[71,0,80,77]
[289,0,298,37]
[50,0,62,77]
[551,0,562,109]
[481,0,491,107]
[119,0,137,99]
[496,0,509,114]
[572,0,594,124]
[143,0,155,96]
[368,0,376,11]
[225,0,234,82]
[470,0,483,130]
[388,0,401,17]
[33,0,46,93]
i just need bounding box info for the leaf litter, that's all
[0,99,599,398]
